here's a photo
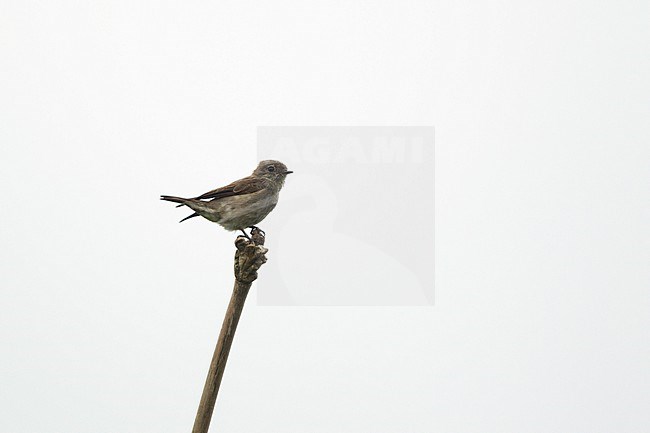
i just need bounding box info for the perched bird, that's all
[161,160,292,239]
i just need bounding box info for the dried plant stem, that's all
[191,228,267,433]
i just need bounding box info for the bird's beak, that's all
[284,170,293,174]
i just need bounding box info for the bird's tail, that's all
[161,195,187,208]
[179,212,199,223]
[160,195,189,205]
[161,195,202,223]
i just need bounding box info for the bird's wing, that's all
[194,176,268,201]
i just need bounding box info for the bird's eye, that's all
[267,165,275,172]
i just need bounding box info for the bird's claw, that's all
[249,226,265,236]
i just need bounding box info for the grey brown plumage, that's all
[174,176,268,207]
[161,160,292,232]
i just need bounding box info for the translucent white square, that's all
[257,126,434,305]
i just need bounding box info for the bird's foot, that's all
[248,226,265,236]
[248,227,266,245]
[238,229,252,241]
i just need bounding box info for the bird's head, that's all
[253,160,293,183]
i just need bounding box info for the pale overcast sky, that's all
[1,1,649,432]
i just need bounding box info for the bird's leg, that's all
[248,226,265,236]
[239,229,251,241]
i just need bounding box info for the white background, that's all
[1,1,648,432]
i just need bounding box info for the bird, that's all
[161,160,293,239]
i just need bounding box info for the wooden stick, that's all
[192,228,268,433]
